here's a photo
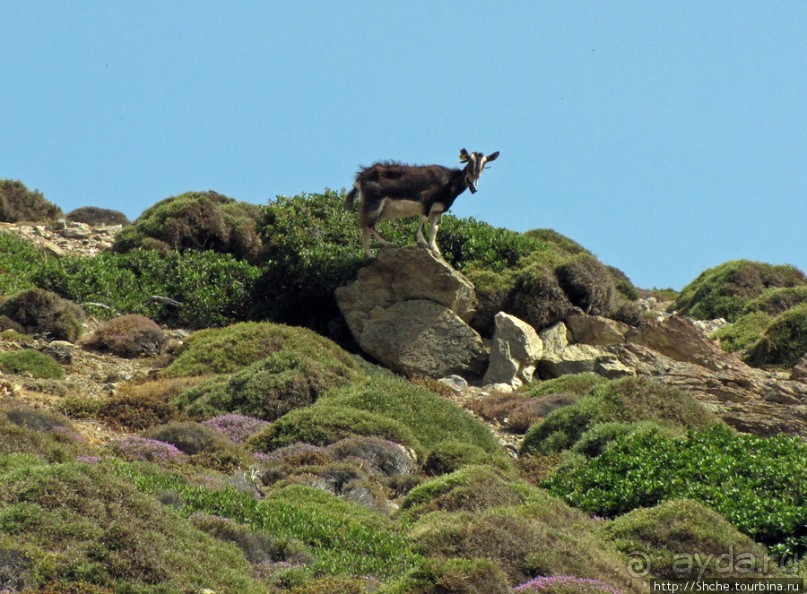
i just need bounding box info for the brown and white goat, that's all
[345,149,500,257]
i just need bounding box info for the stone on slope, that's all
[483,312,544,388]
[335,247,486,378]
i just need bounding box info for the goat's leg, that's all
[415,215,429,248]
[427,213,443,255]
[361,226,374,258]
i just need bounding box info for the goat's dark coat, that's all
[346,149,499,257]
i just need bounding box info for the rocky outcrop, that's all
[612,342,807,438]
[538,322,634,379]
[336,247,486,378]
[626,316,728,371]
[483,312,543,388]
[0,221,122,257]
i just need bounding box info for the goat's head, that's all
[459,149,499,193]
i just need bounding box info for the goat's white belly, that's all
[380,198,422,220]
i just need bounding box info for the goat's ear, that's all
[459,148,470,162]
[486,151,500,162]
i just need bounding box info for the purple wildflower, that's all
[203,414,269,442]
[109,436,183,463]
[75,455,100,464]
[516,575,622,594]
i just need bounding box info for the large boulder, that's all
[336,247,486,378]
[626,316,727,371]
[483,312,543,388]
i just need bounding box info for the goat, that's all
[345,148,500,257]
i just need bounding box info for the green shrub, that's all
[174,349,356,421]
[37,248,260,328]
[556,255,618,316]
[603,499,774,578]
[66,206,130,226]
[249,405,421,455]
[402,465,530,518]
[322,375,503,455]
[0,233,57,296]
[99,391,186,431]
[523,228,592,256]
[164,321,360,378]
[743,285,807,316]
[0,180,62,222]
[510,259,574,330]
[524,372,608,398]
[520,377,717,456]
[144,422,228,455]
[712,311,774,353]
[0,459,267,592]
[406,505,628,588]
[83,314,167,357]
[117,464,418,580]
[0,288,86,341]
[746,304,807,368]
[675,260,806,321]
[422,441,507,476]
[0,406,86,462]
[0,349,64,379]
[384,557,511,594]
[112,191,264,263]
[542,424,807,558]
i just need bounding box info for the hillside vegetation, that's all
[0,180,805,593]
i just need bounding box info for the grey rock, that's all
[483,312,543,388]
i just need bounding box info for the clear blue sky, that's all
[2,2,805,290]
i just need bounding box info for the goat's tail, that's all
[345,183,361,211]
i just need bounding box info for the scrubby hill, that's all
[0,187,805,593]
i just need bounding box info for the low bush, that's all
[511,260,574,330]
[746,304,807,368]
[98,392,186,431]
[0,179,62,222]
[712,311,773,353]
[556,255,617,316]
[112,190,265,263]
[0,349,64,379]
[422,440,505,476]
[83,314,168,357]
[0,408,86,462]
[322,375,503,456]
[175,350,351,422]
[402,465,531,518]
[470,392,569,433]
[385,557,511,594]
[163,321,360,378]
[35,249,260,328]
[542,424,807,558]
[515,576,622,594]
[249,405,421,455]
[743,285,807,317]
[0,459,267,592]
[204,414,270,443]
[602,499,774,578]
[523,373,607,398]
[143,422,231,456]
[675,260,806,322]
[520,377,717,456]
[108,436,185,464]
[0,288,86,342]
[327,437,417,478]
[0,233,56,296]
[66,206,130,226]
[407,507,627,587]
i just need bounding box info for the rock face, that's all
[483,312,543,388]
[336,247,486,378]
